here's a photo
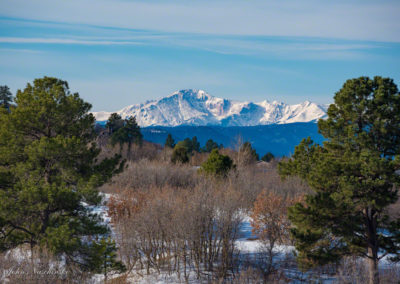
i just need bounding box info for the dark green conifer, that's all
[279,76,400,284]
[191,136,200,152]
[164,133,175,148]
[106,113,124,134]
[200,149,234,178]
[111,116,143,157]
[171,145,189,164]
[202,139,220,153]
[261,152,274,162]
[0,85,13,109]
[0,77,124,272]
[86,237,126,282]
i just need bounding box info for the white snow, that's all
[4,197,398,283]
[92,89,328,127]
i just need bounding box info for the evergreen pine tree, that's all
[0,77,125,272]
[261,152,274,162]
[164,133,175,148]
[123,116,143,148]
[86,237,126,282]
[171,145,189,164]
[183,137,194,153]
[175,139,192,153]
[279,76,400,284]
[111,116,143,157]
[238,141,259,166]
[191,136,200,152]
[0,85,13,109]
[106,113,124,134]
[199,149,234,178]
[202,139,220,153]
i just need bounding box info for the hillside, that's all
[141,122,324,156]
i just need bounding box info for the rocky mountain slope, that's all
[93,89,328,127]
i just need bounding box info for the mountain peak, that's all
[93,90,327,127]
[172,89,211,100]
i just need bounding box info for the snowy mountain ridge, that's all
[93,89,328,127]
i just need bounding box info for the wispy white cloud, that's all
[170,37,381,59]
[0,0,399,42]
[0,37,142,45]
[0,47,42,53]
[0,29,384,61]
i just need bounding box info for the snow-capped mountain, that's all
[93,89,328,127]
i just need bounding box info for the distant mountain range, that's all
[141,123,324,157]
[93,89,328,127]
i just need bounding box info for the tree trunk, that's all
[365,208,379,284]
[368,253,379,284]
[104,252,108,284]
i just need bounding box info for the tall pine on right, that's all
[279,76,400,284]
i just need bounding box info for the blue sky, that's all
[0,0,400,111]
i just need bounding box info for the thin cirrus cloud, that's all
[3,15,374,61]
[0,30,384,60]
[0,37,142,45]
[0,0,399,42]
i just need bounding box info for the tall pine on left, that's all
[0,77,125,274]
